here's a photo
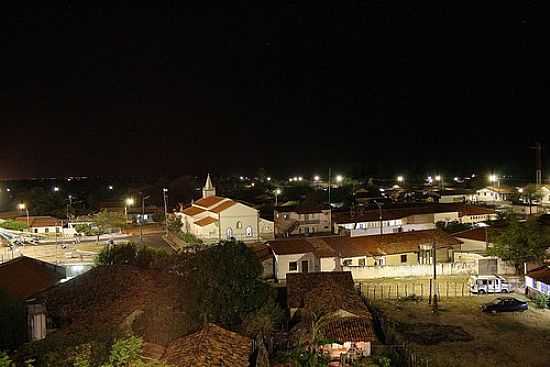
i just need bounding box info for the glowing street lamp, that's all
[435,175,441,182]
[518,188,524,193]
[274,188,282,206]
[53,186,60,192]
[314,175,320,182]
[108,185,114,190]
[125,197,135,218]
[397,176,404,183]
[18,203,30,227]
[298,176,303,181]
[335,175,344,183]
[266,177,271,181]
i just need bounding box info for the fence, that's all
[366,300,432,367]
[359,280,472,300]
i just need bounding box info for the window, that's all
[289,261,298,271]
[342,259,352,266]
[401,254,407,263]
[246,226,253,237]
[301,260,309,273]
[34,228,38,233]
[304,214,310,220]
[236,221,242,229]
[55,227,60,233]
[45,228,49,233]
[358,258,366,266]
[226,227,233,239]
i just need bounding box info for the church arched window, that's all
[226,227,233,239]
[246,226,253,237]
[236,221,243,229]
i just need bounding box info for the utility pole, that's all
[328,168,332,233]
[530,142,543,185]
[374,200,383,235]
[432,240,438,312]
[140,193,151,243]
[163,188,169,235]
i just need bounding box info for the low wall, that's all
[344,262,477,279]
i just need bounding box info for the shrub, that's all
[0,220,28,231]
[96,243,170,269]
[534,293,549,309]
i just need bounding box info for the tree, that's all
[487,216,548,272]
[183,241,273,330]
[92,210,127,242]
[523,184,544,215]
[0,220,28,231]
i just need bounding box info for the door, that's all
[301,260,309,273]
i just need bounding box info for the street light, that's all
[335,175,343,183]
[108,185,114,190]
[314,175,320,182]
[18,203,30,228]
[53,186,60,192]
[140,194,151,243]
[125,197,135,218]
[274,188,281,207]
[397,176,404,183]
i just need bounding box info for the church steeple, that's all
[202,173,216,198]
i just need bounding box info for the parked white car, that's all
[469,275,512,294]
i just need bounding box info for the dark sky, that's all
[1,3,549,179]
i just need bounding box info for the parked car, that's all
[469,275,512,294]
[481,297,528,313]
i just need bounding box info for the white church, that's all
[176,174,274,243]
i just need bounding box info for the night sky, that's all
[2,3,549,179]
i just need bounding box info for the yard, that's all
[371,295,550,367]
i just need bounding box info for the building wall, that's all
[439,195,467,203]
[350,223,436,237]
[220,203,260,241]
[274,252,319,280]
[344,262,477,279]
[525,275,550,296]
[433,212,460,223]
[31,226,62,235]
[275,210,331,236]
[320,256,340,272]
[259,218,275,240]
[385,252,419,266]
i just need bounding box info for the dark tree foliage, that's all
[183,241,273,331]
[0,290,27,351]
[95,243,171,269]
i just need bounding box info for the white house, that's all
[274,205,331,237]
[268,229,462,281]
[15,216,63,236]
[540,185,550,207]
[176,174,274,243]
[525,265,550,298]
[473,186,513,203]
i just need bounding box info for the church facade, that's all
[176,174,274,243]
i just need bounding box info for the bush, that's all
[533,293,549,309]
[0,220,28,231]
[96,243,170,269]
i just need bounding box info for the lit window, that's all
[45,228,49,233]
[226,228,233,239]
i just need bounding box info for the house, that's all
[525,265,550,298]
[176,174,274,243]
[274,204,331,237]
[0,257,66,342]
[473,186,513,203]
[333,204,492,237]
[99,201,162,224]
[541,185,550,207]
[287,272,376,360]
[452,227,492,252]
[268,229,462,281]
[15,216,63,235]
[26,265,181,343]
[437,190,474,203]
[0,256,66,301]
[162,323,253,367]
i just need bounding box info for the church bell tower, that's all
[202,173,216,198]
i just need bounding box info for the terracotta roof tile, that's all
[162,323,252,367]
[182,206,206,216]
[0,257,65,300]
[194,196,227,209]
[210,200,237,213]
[194,217,218,227]
[453,227,489,242]
[286,272,354,309]
[320,317,376,343]
[15,216,62,227]
[527,266,550,284]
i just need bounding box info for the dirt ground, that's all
[373,295,550,367]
